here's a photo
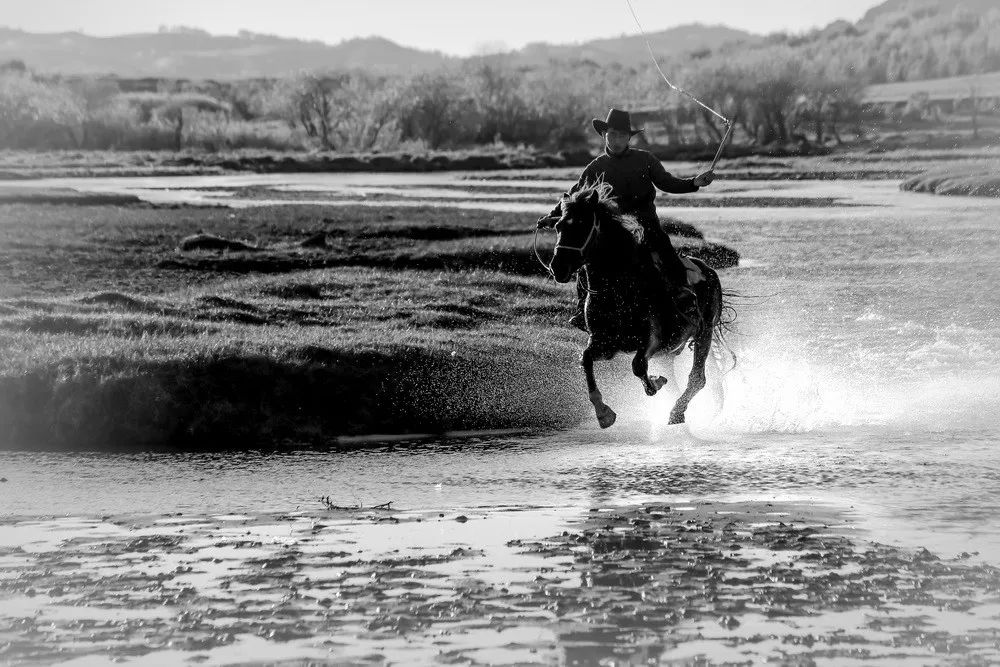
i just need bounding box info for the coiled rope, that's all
[623,0,734,169]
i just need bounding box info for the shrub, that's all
[185,116,309,152]
[0,73,84,149]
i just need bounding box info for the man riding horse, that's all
[538,108,715,330]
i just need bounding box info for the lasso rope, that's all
[533,225,556,278]
[623,0,734,169]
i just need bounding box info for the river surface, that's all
[1,171,1000,664]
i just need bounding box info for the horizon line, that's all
[0,21,793,59]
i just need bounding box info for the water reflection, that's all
[2,423,999,558]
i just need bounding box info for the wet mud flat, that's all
[1,501,998,665]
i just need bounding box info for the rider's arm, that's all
[649,154,699,194]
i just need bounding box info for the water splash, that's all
[681,330,1000,436]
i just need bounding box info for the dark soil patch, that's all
[0,188,144,206]
[179,234,259,252]
[298,232,331,248]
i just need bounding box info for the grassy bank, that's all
[901,165,1000,197]
[0,268,588,449]
[0,193,739,449]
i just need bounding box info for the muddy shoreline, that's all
[2,499,998,664]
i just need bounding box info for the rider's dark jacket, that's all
[548,147,699,223]
[549,147,699,286]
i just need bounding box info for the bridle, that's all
[554,213,599,256]
[533,213,600,278]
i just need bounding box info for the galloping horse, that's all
[544,181,727,428]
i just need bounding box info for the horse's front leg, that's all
[582,346,616,429]
[669,329,712,424]
[632,351,668,397]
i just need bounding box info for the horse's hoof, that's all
[597,408,617,429]
[645,376,668,397]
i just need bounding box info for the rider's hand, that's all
[536,215,558,229]
[693,170,715,188]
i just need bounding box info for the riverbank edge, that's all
[900,168,1000,197]
[0,144,827,180]
[0,337,591,451]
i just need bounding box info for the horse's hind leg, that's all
[669,329,712,425]
[582,346,617,429]
[632,351,668,397]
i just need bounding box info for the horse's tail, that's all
[701,265,738,375]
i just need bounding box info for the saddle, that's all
[680,256,707,288]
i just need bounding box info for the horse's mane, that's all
[561,179,644,245]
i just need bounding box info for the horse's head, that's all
[549,180,638,283]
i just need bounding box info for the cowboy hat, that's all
[592,108,643,136]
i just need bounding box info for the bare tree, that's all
[123,92,230,150]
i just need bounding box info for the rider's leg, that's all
[640,217,697,315]
[643,221,689,288]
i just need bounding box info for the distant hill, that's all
[861,0,998,22]
[1,0,994,80]
[512,24,759,66]
[0,27,453,78]
[0,23,757,79]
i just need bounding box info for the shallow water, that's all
[2,171,999,552]
[2,171,1000,664]
[2,424,998,560]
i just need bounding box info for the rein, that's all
[532,226,555,278]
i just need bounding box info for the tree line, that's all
[0,1,996,153]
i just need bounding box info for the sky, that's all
[0,0,886,55]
